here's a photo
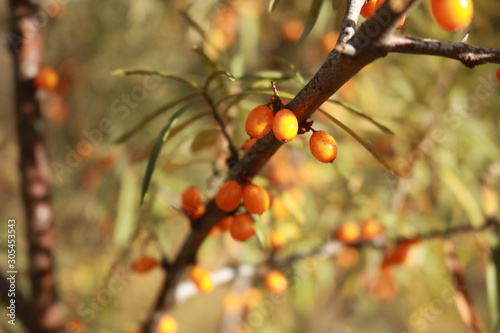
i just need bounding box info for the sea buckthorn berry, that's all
[336,246,359,269]
[360,218,383,241]
[132,256,157,273]
[218,215,234,231]
[496,67,500,83]
[156,314,178,333]
[309,130,338,163]
[215,180,243,212]
[34,66,59,90]
[264,270,288,294]
[181,187,205,220]
[360,0,377,18]
[381,238,421,268]
[270,229,286,250]
[229,213,255,242]
[431,0,473,32]
[189,265,214,293]
[272,109,298,142]
[335,221,360,244]
[245,105,274,138]
[242,184,270,215]
[242,138,257,153]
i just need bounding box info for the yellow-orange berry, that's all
[336,246,359,269]
[242,184,270,215]
[242,138,257,153]
[335,221,360,244]
[431,0,473,32]
[245,105,274,138]
[270,229,286,250]
[272,109,298,142]
[360,218,383,241]
[132,256,157,273]
[34,67,59,90]
[309,130,338,163]
[229,213,255,242]
[218,215,234,231]
[282,18,304,43]
[181,187,205,220]
[215,180,243,212]
[264,270,288,294]
[189,265,214,293]
[496,67,500,83]
[360,0,377,18]
[381,238,421,268]
[156,314,178,333]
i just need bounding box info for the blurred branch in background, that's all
[8,0,64,332]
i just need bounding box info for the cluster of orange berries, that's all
[335,218,383,244]
[361,0,474,32]
[245,104,338,164]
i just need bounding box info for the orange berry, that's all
[242,138,257,153]
[270,229,286,250]
[229,213,255,242]
[431,0,473,32]
[271,197,290,220]
[218,215,234,231]
[381,238,421,268]
[34,67,59,90]
[282,19,304,42]
[132,256,157,273]
[335,221,360,244]
[321,30,339,53]
[496,67,500,83]
[264,270,288,294]
[223,292,245,313]
[245,105,274,138]
[181,187,205,220]
[189,265,214,293]
[309,130,338,163]
[272,109,298,142]
[156,314,178,333]
[360,218,383,241]
[336,246,359,269]
[215,180,243,212]
[360,0,377,18]
[242,184,270,215]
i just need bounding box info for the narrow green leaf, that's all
[215,88,296,108]
[111,68,199,89]
[254,215,270,250]
[169,112,210,139]
[265,55,305,84]
[487,246,500,332]
[190,129,220,152]
[113,93,200,143]
[328,99,394,135]
[318,109,396,175]
[204,70,236,93]
[113,167,139,246]
[140,103,194,205]
[299,0,325,42]
[268,0,281,12]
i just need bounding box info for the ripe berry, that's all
[181,187,205,220]
[431,0,473,32]
[381,238,421,268]
[270,229,286,250]
[215,180,243,212]
[335,221,360,244]
[218,215,234,231]
[229,213,255,242]
[264,270,288,294]
[336,246,359,269]
[496,67,500,83]
[242,138,257,153]
[360,218,383,241]
[272,109,298,142]
[242,184,270,215]
[309,130,338,163]
[34,66,59,90]
[156,314,178,333]
[360,0,377,18]
[132,256,157,273]
[245,105,274,138]
[189,265,214,293]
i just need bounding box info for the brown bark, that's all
[8,1,65,332]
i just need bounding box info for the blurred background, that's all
[0,0,499,332]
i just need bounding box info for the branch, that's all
[387,34,500,68]
[336,0,364,46]
[8,0,64,331]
